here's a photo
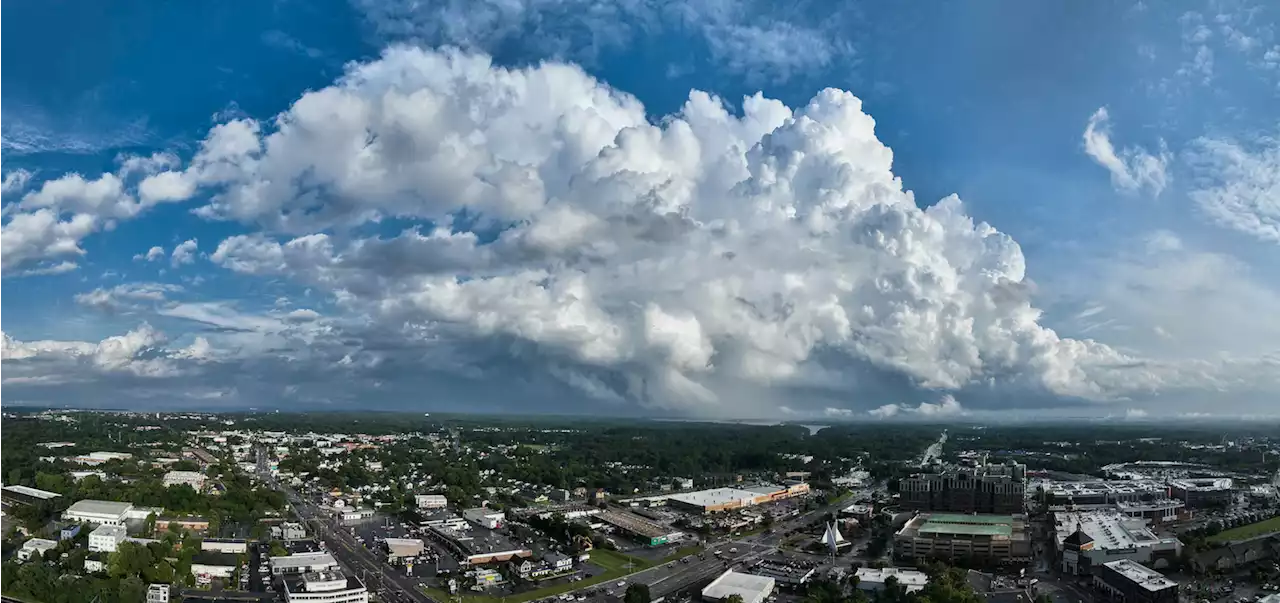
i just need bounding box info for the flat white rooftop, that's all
[1169,478,1233,491]
[1103,559,1177,591]
[270,551,338,570]
[91,524,127,538]
[65,500,133,517]
[1054,511,1173,551]
[702,570,775,603]
[855,568,929,592]
[668,488,760,508]
[2,485,61,500]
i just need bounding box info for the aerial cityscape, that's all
[1,410,1278,603]
[3,1,1280,602]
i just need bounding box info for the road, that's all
[255,445,872,603]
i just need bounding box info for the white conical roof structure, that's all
[823,521,846,553]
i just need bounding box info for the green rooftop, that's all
[918,514,1015,537]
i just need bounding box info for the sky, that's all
[2,0,1278,420]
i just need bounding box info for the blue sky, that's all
[3,0,1278,419]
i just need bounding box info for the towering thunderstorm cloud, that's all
[7,47,1253,414]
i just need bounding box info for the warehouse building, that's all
[61,500,161,526]
[701,570,775,603]
[1092,559,1178,603]
[665,483,809,514]
[1,485,61,511]
[894,514,1031,565]
[1054,511,1181,575]
[597,509,684,546]
[1168,478,1233,508]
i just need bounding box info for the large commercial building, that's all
[1054,511,1181,575]
[285,570,369,603]
[665,483,810,514]
[1168,478,1233,508]
[899,462,1026,515]
[1092,560,1178,603]
[61,500,161,526]
[596,509,684,546]
[701,570,776,603]
[1112,500,1186,524]
[894,514,1031,565]
[425,523,533,566]
[1043,481,1166,506]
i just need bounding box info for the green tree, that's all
[726,596,745,603]
[625,582,652,603]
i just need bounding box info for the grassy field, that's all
[421,549,657,603]
[658,545,704,564]
[1207,516,1280,543]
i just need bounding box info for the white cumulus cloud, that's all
[869,395,966,419]
[171,239,199,266]
[6,47,1269,416]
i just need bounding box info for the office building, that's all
[147,584,170,603]
[1054,511,1181,575]
[899,461,1025,514]
[415,494,448,509]
[701,570,776,603]
[163,471,207,490]
[1093,559,1178,603]
[894,514,1031,565]
[285,570,369,603]
[89,524,128,552]
[1168,479,1233,508]
[855,568,929,594]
